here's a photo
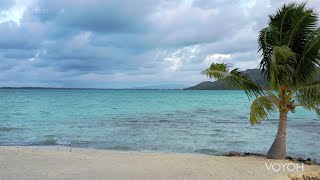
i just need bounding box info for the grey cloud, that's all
[0,21,40,49]
[0,0,319,87]
[0,0,14,10]
[3,49,36,59]
[34,0,161,33]
[192,0,238,9]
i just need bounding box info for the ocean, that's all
[0,89,319,160]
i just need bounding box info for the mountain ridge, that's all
[184,68,320,90]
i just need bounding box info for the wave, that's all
[194,148,220,155]
[159,119,169,122]
[30,139,71,146]
[107,146,136,151]
[0,127,21,132]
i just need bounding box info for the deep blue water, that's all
[0,89,319,159]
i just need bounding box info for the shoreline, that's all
[0,146,319,180]
[1,145,319,165]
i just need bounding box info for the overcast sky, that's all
[0,0,319,88]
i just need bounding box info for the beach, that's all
[0,146,319,180]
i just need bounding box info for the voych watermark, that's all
[26,8,49,14]
[265,163,304,172]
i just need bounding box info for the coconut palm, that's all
[203,2,320,159]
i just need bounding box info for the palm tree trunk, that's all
[266,110,287,159]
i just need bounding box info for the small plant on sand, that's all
[204,2,320,159]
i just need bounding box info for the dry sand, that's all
[0,146,319,180]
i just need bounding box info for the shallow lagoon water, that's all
[0,89,319,159]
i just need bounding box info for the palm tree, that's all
[204,2,320,159]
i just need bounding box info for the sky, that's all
[0,0,319,88]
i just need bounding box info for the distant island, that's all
[184,68,320,90]
[0,87,184,90]
[1,69,318,91]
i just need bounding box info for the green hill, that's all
[184,68,320,90]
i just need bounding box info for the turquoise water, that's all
[0,89,319,159]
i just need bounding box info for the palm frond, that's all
[250,96,279,125]
[300,104,320,116]
[296,81,320,116]
[203,63,229,79]
[296,27,320,85]
[269,3,296,43]
[269,45,296,88]
[286,3,318,85]
[258,27,276,80]
[259,2,319,88]
[203,63,264,99]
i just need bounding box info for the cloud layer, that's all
[0,0,319,88]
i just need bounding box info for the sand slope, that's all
[0,146,319,180]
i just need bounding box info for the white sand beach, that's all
[0,146,319,180]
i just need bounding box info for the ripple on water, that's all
[0,127,21,132]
